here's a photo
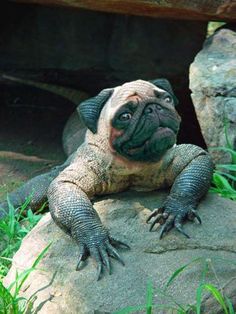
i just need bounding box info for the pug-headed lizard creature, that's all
[0,78,214,279]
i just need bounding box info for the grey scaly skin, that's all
[0,78,214,279]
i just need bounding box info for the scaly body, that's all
[0,78,214,279]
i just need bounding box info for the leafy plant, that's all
[210,119,236,200]
[114,257,235,314]
[0,196,44,278]
[210,147,236,200]
[0,243,51,314]
[0,196,49,313]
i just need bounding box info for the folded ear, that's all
[150,78,179,106]
[77,88,114,133]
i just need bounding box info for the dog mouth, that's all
[123,127,175,158]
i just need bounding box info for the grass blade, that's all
[216,164,236,172]
[202,284,229,314]
[216,171,236,182]
[17,242,52,294]
[165,258,201,289]
[146,280,153,314]
[196,285,204,314]
[8,242,52,297]
[226,297,235,314]
[212,173,235,192]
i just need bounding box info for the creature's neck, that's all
[85,129,162,175]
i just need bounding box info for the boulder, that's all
[11,0,236,21]
[4,191,236,313]
[189,26,236,163]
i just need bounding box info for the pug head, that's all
[77,79,181,162]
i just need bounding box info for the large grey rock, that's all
[4,191,236,313]
[190,26,236,163]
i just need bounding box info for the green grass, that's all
[0,197,49,313]
[0,196,45,278]
[115,257,236,314]
[210,133,236,200]
[0,243,51,314]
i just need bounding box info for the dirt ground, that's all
[0,85,73,201]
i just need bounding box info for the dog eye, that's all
[164,96,173,104]
[119,112,132,121]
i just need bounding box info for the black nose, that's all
[144,103,162,114]
[145,105,153,114]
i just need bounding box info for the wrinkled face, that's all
[110,91,181,162]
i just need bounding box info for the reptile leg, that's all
[147,204,199,238]
[147,153,214,238]
[75,232,127,280]
[48,180,130,280]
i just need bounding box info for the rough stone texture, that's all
[190,26,236,163]
[10,0,236,21]
[4,191,236,313]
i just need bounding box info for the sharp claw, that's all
[146,207,163,223]
[146,210,157,223]
[106,243,125,266]
[191,210,202,224]
[159,215,174,239]
[109,236,130,249]
[174,222,190,239]
[89,246,104,280]
[76,245,87,271]
[149,217,159,231]
[107,259,111,275]
[159,225,167,239]
[99,248,111,275]
[149,213,166,231]
[76,254,84,271]
[96,262,103,281]
[149,222,155,232]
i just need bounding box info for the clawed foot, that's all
[146,206,201,239]
[76,233,130,281]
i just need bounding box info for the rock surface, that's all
[4,191,236,313]
[190,26,236,163]
[11,0,236,21]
